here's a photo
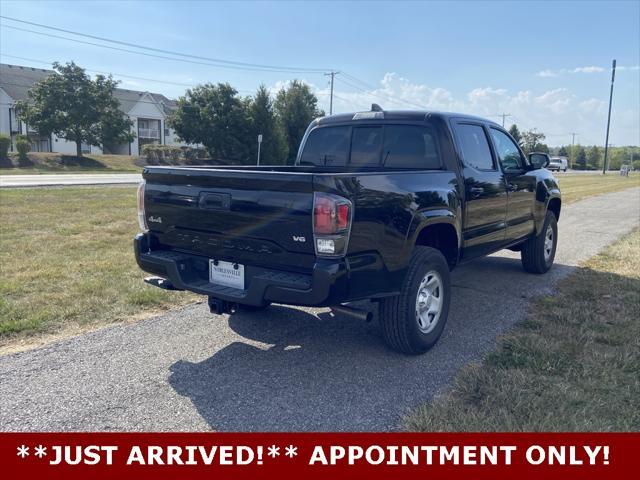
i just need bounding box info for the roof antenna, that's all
[371,103,383,112]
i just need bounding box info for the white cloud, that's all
[536,64,639,77]
[299,73,639,146]
[571,66,605,74]
[617,65,640,71]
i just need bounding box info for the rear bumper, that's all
[134,233,349,307]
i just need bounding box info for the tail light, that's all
[137,180,148,232]
[313,192,352,257]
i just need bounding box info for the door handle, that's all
[508,183,519,192]
[470,187,484,197]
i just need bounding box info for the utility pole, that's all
[603,59,616,175]
[325,71,339,115]
[570,132,578,169]
[500,113,512,128]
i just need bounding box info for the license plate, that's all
[209,260,245,289]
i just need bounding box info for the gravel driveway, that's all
[1,187,638,432]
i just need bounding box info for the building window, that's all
[164,128,170,137]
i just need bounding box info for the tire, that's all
[237,302,271,312]
[564,168,567,172]
[521,210,558,274]
[379,247,451,355]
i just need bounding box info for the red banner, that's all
[1,432,637,479]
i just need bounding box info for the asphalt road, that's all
[1,188,638,432]
[0,173,142,187]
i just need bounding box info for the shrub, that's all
[182,146,208,164]
[142,144,159,164]
[0,134,10,159]
[142,144,206,165]
[15,135,32,166]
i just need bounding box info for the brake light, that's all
[137,180,148,232]
[313,192,352,257]
[314,193,351,234]
[337,204,349,229]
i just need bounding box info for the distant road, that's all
[0,173,142,188]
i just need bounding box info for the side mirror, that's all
[529,152,549,169]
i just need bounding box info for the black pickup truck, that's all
[134,107,561,354]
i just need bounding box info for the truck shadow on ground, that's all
[167,254,577,431]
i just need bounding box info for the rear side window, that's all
[350,127,383,165]
[455,124,495,170]
[383,125,441,169]
[299,126,350,166]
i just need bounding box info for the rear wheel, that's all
[379,247,451,355]
[521,210,558,274]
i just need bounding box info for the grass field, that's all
[0,152,143,174]
[0,186,197,349]
[556,172,639,204]
[405,229,640,431]
[0,173,638,352]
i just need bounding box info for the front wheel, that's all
[379,247,451,355]
[521,210,558,274]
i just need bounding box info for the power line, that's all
[0,15,329,73]
[1,16,443,113]
[1,24,329,75]
[0,53,257,95]
[340,72,382,92]
[336,75,427,110]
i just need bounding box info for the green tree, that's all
[15,134,32,166]
[99,105,135,153]
[169,83,252,163]
[521,129,546,155]
[275,80,323,164]
[16,62,131,157]
[0,134,10,161]
[586,146,601,169]
[558,146,569,157]
[536,143,550,154]
[575,146,587,169]
[508,124,522,147]
[249,85,288,165]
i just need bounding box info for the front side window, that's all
[299,126,351,166]
[455,123,494,170]
[490,128,524,172]
[383,125,441,169]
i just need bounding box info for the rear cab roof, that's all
[312,110,501,128]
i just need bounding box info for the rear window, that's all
[350,126,383,165]
[299,124,441,169]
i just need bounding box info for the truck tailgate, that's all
[143,167,316,271]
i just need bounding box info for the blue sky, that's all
[1,0,638,146]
